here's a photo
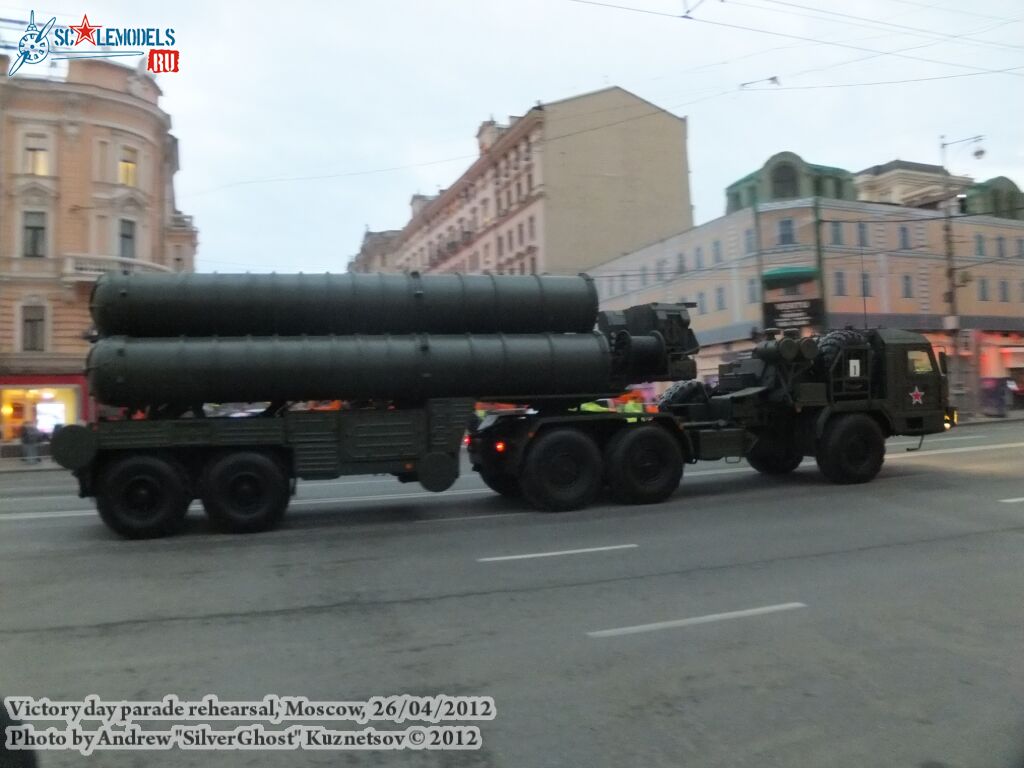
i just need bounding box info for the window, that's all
[975,233,985,257]
[697,291,706,315]
[640,265,648,287]
[23,212,46,258]
[833,178,843,198]
[861,272,871,297]
[907,350,933,375]
[713,240,722,264]
[770,163,797,199]
[744,228,755,254]
[996,236,1006,258]
[835,271,846,296]
[23,134,49,176]
[899,226,910,250]
[528,216,535,240]
[831,221,843,245]
[676,252,685,274]
[118,147,138,187]
[778,218,795,245]
[978,277,989,301]
[21,305,45,352]
[620,275,628,295]
[527,173,533,191]
[517,222,524,246]
[999,279,1009,302]
[695,247,704,270]
[747,277,758,304]
[857,222,868,247]
[715,286,726,311]
[901,274,913,299]
[655,258,667,280]
[118,219,137,261]
[506,231,513,252]
[496,235,503,257]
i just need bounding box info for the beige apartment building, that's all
[592,153,1024,412]
[0,57,198,443]
[349,86,692,276]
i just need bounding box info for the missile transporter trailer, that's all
[50,272,953,539]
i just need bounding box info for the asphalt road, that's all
[1,422,1023,768]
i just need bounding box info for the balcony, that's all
[61,254,175,282]
[169,213,196,230]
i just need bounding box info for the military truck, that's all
[51,272,953,538]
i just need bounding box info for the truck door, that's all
[899,347,944,434]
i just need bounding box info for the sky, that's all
[2,0,1022,273]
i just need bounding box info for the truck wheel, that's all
[520,429,602,512]
[815,414,885,484]
[746,433,803,475]
[200,452,289,533]
[478,465,522,498]
[96,454,190,539]
[605,425,683,504]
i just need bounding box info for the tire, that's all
[815,329,866,372]
[605,425,683,504]
[200,451,290,533]
[478,465,521,498]
[658,380,709,409]
[96,454,190,539]
[746,432,803,475]
[815,414,885,484]
[519,429,603,512]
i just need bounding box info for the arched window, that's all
[771,163,798,199]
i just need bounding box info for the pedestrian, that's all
[20,421,41,464]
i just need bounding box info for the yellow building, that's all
[592,153,1024,413]
[349,86,692,276]
[0,57,197,442]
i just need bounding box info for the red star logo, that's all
[69,14,102,46]
[909,386,925,405]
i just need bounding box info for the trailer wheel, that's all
[815,414,885,484]
[96,454,190,539]
[815,329,866,371]
[200,451,289,533]
[520,429,602,512]
[605,425,683,504]
[746,433,803,475]
[478,465,522,498]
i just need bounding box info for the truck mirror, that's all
[938,351,948,374]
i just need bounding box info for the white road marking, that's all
[416,512,529,524]
[587,602,807,638]
[998,497,1024,504]
[0,510,95,522]
[478,544,638,563]
[887,441,1024,460]
[291,489,489,506]
[888,435,985,447]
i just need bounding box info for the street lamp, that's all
[940,134,984,415]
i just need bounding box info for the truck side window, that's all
[907,349,934,375]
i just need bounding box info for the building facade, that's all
[348,86,692,276]
[592,154,1024,411]
[0,57,198,442]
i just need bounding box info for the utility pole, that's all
[940,134,984,415]
[752,190,765,331]
[813,196,826,333]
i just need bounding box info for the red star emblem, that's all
[69,14,102,46]
[909,386,924,405]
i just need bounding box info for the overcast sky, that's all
[4,0,1023,273]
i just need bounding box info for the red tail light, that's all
[494,440,507,453]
